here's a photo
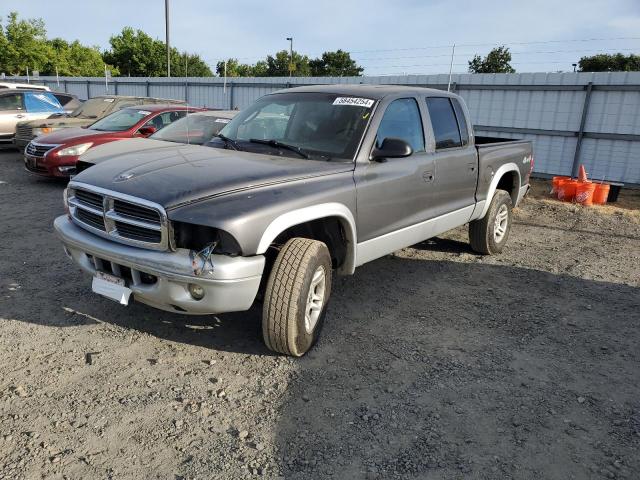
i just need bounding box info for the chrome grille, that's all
[26,142,58,158]
[67,183,170,251]
[15,124,33,140]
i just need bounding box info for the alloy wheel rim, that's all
[304,266,326,334]
[494,204,509,242]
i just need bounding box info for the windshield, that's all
[89,108,150,132]
[70,97,115,119]
[216,92,376,160]
[151,113,232,145]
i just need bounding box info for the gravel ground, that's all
[1,149,639,480]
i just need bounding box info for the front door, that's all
[355,97,435,262]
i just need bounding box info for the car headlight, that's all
[56,142,93,157]
[33,127,60,136]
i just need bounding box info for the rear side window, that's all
[24,92,63,113]
[425,97,462,149]
[0,93,24,111]
[376,98,425,152]
[451,98,469,146]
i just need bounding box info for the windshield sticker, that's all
[333,97,375,108]
[137,110,152,115]
[214,118,231,123]
[103,98,115,102]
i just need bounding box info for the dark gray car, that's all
[55,85,533,356]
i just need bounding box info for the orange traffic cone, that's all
[578,165,588,183]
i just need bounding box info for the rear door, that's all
[424,97,478,217]
[355,97,435,241]
[0,93,26,137]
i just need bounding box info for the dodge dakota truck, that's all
[55,85,532,356]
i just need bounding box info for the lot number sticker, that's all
[214,118,231,123]
[333,97,375,108]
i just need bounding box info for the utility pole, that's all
[286,37,293,78]
[165,0,171,77]
[447,43,456,92]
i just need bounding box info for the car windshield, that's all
[216,92,376,160]
[151,113,232,145]
[89,108,150,132]
[70,97,116,119]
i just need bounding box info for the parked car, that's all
[0,90,65,146]
[150,110,238,145]
[24,105,202,178]
[0,82,50,91]
[55,85,533,356]
[13,95,186,149]
[51,92,83,115]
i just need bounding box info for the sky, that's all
[4,0,640,75]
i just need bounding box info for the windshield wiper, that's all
[248,138,310,159]
[216,133,240,151]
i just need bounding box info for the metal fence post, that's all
[63,79,68,93]
[185,80,189,103]
[114,80,119,95]
[86,80,90,99]
[229,82,234,110]
[146,80,150,97]
[571,82,593,177]
[450,82,457,93]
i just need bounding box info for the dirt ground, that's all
[1,149,639,480]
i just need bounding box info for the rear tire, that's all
[262,237,332,356]
[469,189,513,255]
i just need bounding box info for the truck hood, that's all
[72,139,354,209]
[23,117,95,129]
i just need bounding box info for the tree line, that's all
[1,12,637,78]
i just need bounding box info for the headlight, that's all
[56,142,93,157]
[33,127,60,136]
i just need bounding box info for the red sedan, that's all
[24,104,204,178]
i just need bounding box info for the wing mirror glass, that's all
[138,125,157,136]
[370,137,413,162]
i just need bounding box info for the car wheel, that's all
[469,189,513,255]
[262,237,332,356]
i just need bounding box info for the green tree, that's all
[309,50,363,76]
[0,12,52,75]
[103,27,212,77]
[45,38,117,76]
[266,50,310,77]
[468,46,515,73]
[578,53,640,72]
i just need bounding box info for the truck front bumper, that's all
[54,216,265,315]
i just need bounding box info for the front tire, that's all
[262,238,332,356]
[469,189,513,255]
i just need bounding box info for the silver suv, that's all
[0,90,64,146]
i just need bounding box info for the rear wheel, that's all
[469,189,513,255]
[262,237,332,356]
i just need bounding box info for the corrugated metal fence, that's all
[14,72,640,185]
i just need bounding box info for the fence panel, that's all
[10,72,640,184]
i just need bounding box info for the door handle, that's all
[467,162,476,172]
[422,171,434,183]
[15,114,25,118]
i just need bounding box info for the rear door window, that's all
[451,98,469,146]
[24,92,63,113]
[143,110,187,130]
[0,93,24,111]
[425,97,462,149]
[375,98,425,152]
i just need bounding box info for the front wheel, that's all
[469,189,513,255]
[262,237,332,356]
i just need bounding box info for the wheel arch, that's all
[476,163,521,220]
[256,203,357,275]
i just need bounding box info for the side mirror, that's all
[138,125,157,136]
[370,137,413,162]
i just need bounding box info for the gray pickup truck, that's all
[55,85,532,356]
